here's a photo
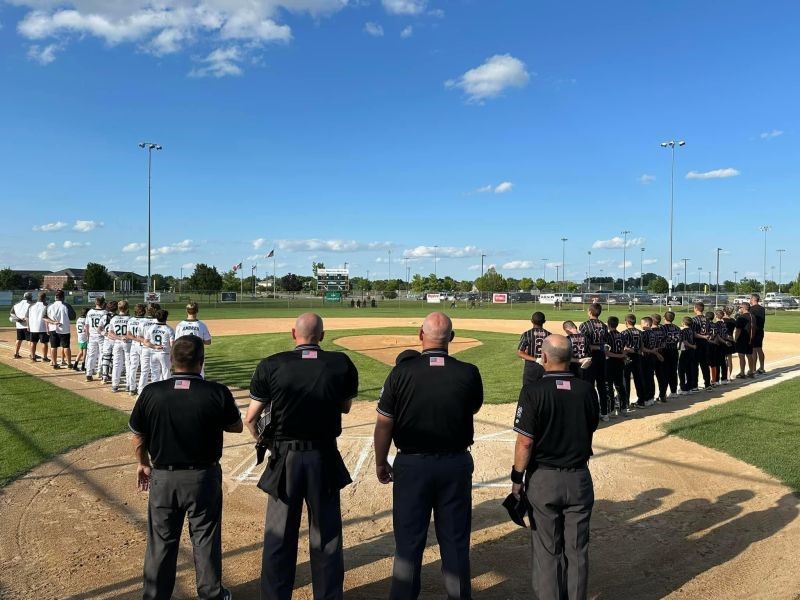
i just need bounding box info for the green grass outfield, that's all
[665,377,800,492]
[205,327,523,405]
[0,362,129,487]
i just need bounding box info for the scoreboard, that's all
[317,268,349,292]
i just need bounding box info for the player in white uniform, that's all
[109,300,132,392]
[174,301,212,377]
[137,304,158,393]
[74,308,89,371]
[85,297,108,382]
[9,292,32,359]
[126,303,146,396]
[146,308,175,382]
[27,292,50,362]
[99,300,117,383]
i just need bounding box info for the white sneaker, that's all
[622,408,633,416]
[675,389,685,396]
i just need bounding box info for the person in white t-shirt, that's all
[27,292,50,363]
[108,300,132,392]
[126,303,147,396]
[85,297,109,382]
[145,308,175,382]
[174,301,212,377]
[9,292,33,359]
[45,290,72,370]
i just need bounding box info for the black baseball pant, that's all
[695,340,711,388]
[586,351,609,415]
[624,354,644,404]
[641,354,657,402]
[605,358,628,411]
[678,349,695,392]
[662,348,679,395]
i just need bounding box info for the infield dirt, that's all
[1,320,799,599]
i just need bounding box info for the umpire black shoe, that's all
[86,375,93,382]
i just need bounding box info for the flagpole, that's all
[240,260,243,299]
[273,255,276,299]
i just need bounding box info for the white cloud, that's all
[27,42,61,64]
[638,174,656,185]
[181,262,196,270]
[189,46,244,78]
[403,245,480,258]
[277,239,393,252]
[37,249,65,261]
[643,258,658,265]
[364,22,384,37]
[33,221,67,232]
[468,263,495,271]
[252,237,266,250]
[618,260,633,269]
[14,0,339,70]
[494,181,513,194]
[502,260,534,270]
[122,242,146,253]
[686,168,740,180]
[73,220,102,232]
[382,0,427,15]
[760,129,783,140]
[595,259,614,266]
[400,25,413,38]
[63,240,89,249]
[474,184,493,194]
[151,239,194,255]
[592,236,645,249]
[445,54,530,103]
[246,254,262,261]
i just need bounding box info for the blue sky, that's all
[1,0,799,286]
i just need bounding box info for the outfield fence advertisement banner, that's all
[324,291,342,303]
[87,291,105,303]
[492,293,508,304]
[426,293,441,303]
[145,292,162,303]
[220,292,237,302]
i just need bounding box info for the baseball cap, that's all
[23,292,33,301]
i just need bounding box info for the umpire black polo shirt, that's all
[249,344,359,441]
[513,372,599,468]
[377,348,483,453]
[129,373,241,467]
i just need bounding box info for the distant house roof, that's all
[109,271,146,281]
[51,268,86,278]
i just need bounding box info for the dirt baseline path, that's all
[1,321,800,599]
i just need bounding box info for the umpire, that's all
[373,312,483,600]
[129,335,242,600]
[245,313,358,600]
[511,335,599,600]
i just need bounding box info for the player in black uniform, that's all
[517,311,550,385]
[678,317,697,393]
[605,316,629,416]
[649,313,668,402]
[563,321,590,379]
[734,302,757,379]
[639,316,661,407]
[661,312,682,398]
[579,304,610,418]
[691,303,713,391]
[722,307,737,382]
[713,309,732,384]
[622,314,644,407]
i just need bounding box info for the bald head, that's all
[293,313,324,344]
[541,334,572,371]
[420,312,454,350]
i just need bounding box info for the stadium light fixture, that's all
[661,139,686,303]
[138,141,162,295]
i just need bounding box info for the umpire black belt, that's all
[277,440,333,452]
[535,462,588,472]
[152,461,218,471]
[397,449,469,456]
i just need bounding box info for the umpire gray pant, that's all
[390,451,474,600]
[143,464,224,600]
[261,449,344,600]
[527,467,594,600]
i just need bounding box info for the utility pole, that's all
[560,237,568,294]
[715,248,722,308]
[777,249,786,293]
[621,230,630,295]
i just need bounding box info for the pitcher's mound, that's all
[335,334,482,365]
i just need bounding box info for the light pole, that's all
[561,237,568,294]
[555,265,560,288]
[599,269,604,291]
[388,250,391,282]
[587,251,591,293]
[640,247,645,292]
[771,265,775,289]
[734,270,738,294]
[621,230,630,295]
[777,249,786,293]
[138,142,162,295]
[682,258,690,304]
[660,139,686,299]
[481,254,486,279]
[697,266,703,293]
[434,245,438,280]
[715,248,722,307]
[541,258,548,283]
[759,225,771,297]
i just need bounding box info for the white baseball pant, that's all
[138,348,153,393]
[151,352,170,381]
[128,345,142,392]
[101,338,114,379]
[112,341,132,389]
[85,336,103,377]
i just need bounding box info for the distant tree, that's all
[474,267,506,293]
[410,274,425,293]
[0,268,22,289]
[311,262,325,277]
[535,278,547,291]
[648,276,669,294]
[506,277,520,291]
[188,264,223,292]
[737,278,761,294]
[789,274,800,297]
[61,275,76,291]
[151,273,168,291]
[519,277,534,291]
[84,262,112,290]
[222,270,240,292]
[280,273,303,292]
[458,280,473,292]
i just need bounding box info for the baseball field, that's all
[1,307,800,599]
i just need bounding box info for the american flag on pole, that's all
[266,249,274,258]
[232,262,243,272]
